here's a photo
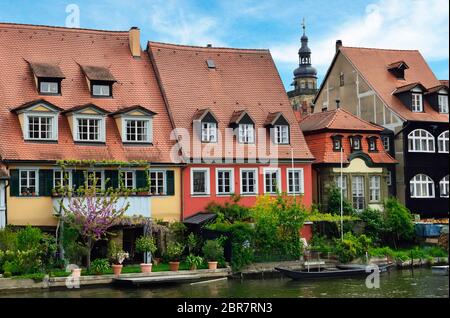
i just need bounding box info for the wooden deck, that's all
[113,268,231,286]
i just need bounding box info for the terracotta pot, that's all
[207,261,218,270]
[169,261,180,271]
[71,268,82,278]
[140,263,153,273]
[112,264,123,276]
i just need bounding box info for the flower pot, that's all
[140,263,153,273]
[169,261,180,271]
[71,268,82,278]
[207,261,218,270]
[112,264,123,276]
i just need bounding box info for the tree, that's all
[384,198,414,248]
[61,174,129,269]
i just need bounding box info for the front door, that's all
[352,176,365,211]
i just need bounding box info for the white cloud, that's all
[146,0,227,47]
[270,0,449,72]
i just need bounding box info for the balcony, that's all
[52,195,151,218]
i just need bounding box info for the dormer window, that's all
[27,62,65,96]
[11,99,62,142]
[367,136,378,152]
[193,109,219,143]
[80,65,116,98]
[110,106,156,144]
[438,94,448,113]
[264,112,290,145]
[349,135,362,151]
[62,104,109,143]
[229,110,256,144]
[387,61,409,79]
[331,135,343,151]
[412,92,423,112]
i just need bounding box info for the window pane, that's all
[193,171,206,194]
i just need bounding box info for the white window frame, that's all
[53,169,73,189]
[352,175,365,211]
[148,170,166,195]
[411,93,423,112]
[119,170,136,190]
[73,114,106,142]
[410,174,435,198]
[19,169,39,196]
[39,81,59,94]
[274,125,289,144]
[92,84,111,97]
[438,131,449,153]
[438,94,448,114]
[408,129,435,153]
[440,175,449,198]
[215,168,234,196]
[86,170,105,190]
[263,168,281,194]
[238,124,255,144]
[24,113,58,141]
[190,168,210,196]
[382,136,390,151]
[287,168,304,195]
[368,137,377,151]
[201,122,217,143]
[239,168,258,196]
[369,175,381,202]
[387,170,392,186]
[335,175,348,199]
[122,117,152,143]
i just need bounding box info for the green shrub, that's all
[90,258,111,275]
[326,184,355,216]
[309,235,333,254]
[206,195,251,223]
[166,242,184,262]
[2,271,12,278]
[17,226,43,251]
[0,227,18,251]
[169,222,187,243]
[360,208,386,242]
[334,233,372,263]
[62,223,88,265]
[1,249,42,275]
[186,254,204,270]
[202,239,224,262]
[135,236,157,254]
[186,232,200,255]
[384,198,414,247]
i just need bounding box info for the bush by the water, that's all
[334,232,372,263]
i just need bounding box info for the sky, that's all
[0,0,448,90]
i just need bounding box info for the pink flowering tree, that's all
[61,174,129,270]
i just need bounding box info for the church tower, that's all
[287,20,318,114]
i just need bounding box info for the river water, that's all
[2,268,448,298]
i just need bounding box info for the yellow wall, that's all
[332,158,383,174]
[151,167,181,221]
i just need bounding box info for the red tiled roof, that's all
[28,61,66,79]
[305,132,397,165]
[148,41,314,161]
[300,108,383,132]
[340,47,448,123]
[0,23,175,163]
[439,80,449,88]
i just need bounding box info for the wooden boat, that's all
[275,263,393,280]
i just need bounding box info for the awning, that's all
[183,213,217,226]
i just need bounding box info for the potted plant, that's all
[186,254,203,271]
[135,235,157,273]
[166,241,184,271]
[202,239,224,270]
[137,188,148,196]
[108,241,129,276]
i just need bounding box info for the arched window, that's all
[438,131,449,153]
[410,174,435,198]
[408,129,435,152]
[440,175,449,198]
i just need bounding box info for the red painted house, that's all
[148,42,315,219]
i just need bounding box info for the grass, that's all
[369,246,448,261]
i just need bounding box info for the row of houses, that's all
[0,23,448,244]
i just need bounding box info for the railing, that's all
[52,196,151,217]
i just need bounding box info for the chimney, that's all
[335,40,342,53]
[129,27,141,58]
[336,99,341,109]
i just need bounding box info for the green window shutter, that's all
[136,170,148,189]
[105,170,119,189]
[72,170,86,190]
[39,170,53,196]
[166,170,175,195]
[10,169,20,197]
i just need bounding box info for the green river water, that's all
[1,268,448,298]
